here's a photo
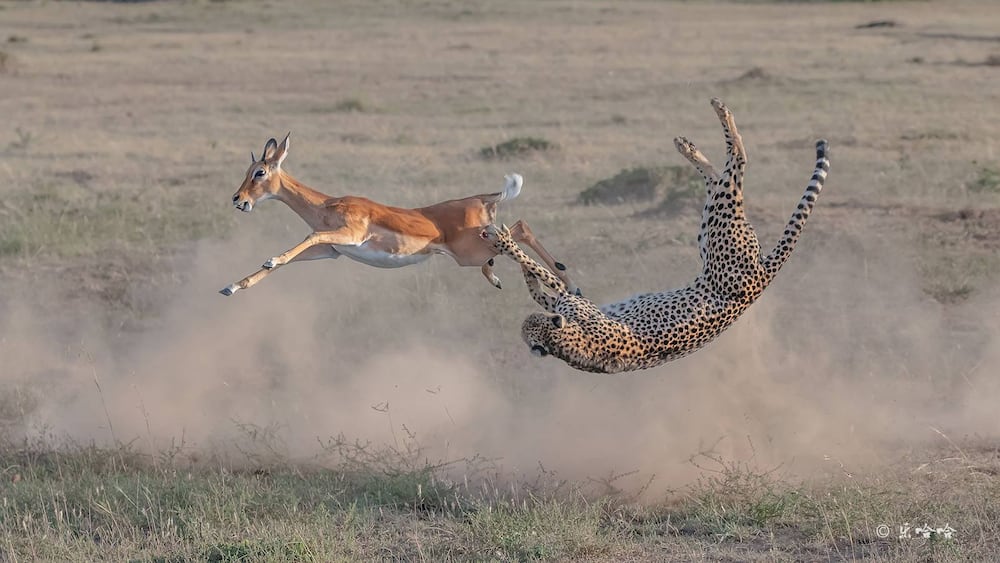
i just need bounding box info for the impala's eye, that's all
[254,169,266,179]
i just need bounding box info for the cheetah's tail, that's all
[761,140,830,280]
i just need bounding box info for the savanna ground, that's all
[1,0,1000,560]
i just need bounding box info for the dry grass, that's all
[0,437,996,561]
[1,0,1000,560]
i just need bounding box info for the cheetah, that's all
[481,98,830,373]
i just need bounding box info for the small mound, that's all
[734,66,771,82]
[855,20,898,29]
[480,137,556,159]
[579,165,700,210]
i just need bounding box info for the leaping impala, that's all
[220,134,577,296]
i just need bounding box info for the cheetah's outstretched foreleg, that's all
[761,140,830,280]
[481,224,568,313]
[674,136,719,187]
[675,136,720,264]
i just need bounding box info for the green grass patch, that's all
[480,136,556,159]
[204,539,316,562]
[966,165,1000,194]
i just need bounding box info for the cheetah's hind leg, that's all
[710,98,747,201]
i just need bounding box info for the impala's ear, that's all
[262,138,279,162]
[550,314,565,329]
[273,132,290,169]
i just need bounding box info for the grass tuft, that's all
[966,166,1000,194]
[480,136,556,159]
[333,97,368,113]
[9,126,33,150]
[204,539,316,562]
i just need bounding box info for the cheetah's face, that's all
[521,312,566,357]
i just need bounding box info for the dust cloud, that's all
[1,221,998,497]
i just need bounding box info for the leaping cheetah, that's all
[482,98,830,373]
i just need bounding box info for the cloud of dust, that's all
[1,221,999,498]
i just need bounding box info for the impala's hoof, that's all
[263,257,278,269]
[490,276,502,290]
[220,284,238,296]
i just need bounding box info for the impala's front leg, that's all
[220,267,272,296]
[481,258,502,290]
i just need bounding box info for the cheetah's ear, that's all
[549,314,565,329]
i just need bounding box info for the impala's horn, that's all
[250,151,256,163]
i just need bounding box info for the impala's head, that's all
[232,134,290,213]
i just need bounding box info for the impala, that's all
[220,134,577,296]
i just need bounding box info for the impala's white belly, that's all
[333,242,434,268]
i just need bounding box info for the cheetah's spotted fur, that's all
[483,98,830,373]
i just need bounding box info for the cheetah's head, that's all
[521,312,566,358]
[521,313,626,374]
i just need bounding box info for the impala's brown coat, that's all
[221,135,576,296]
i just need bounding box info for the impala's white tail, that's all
[497,173,523,202]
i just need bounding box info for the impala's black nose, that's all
[232,194,239,203]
